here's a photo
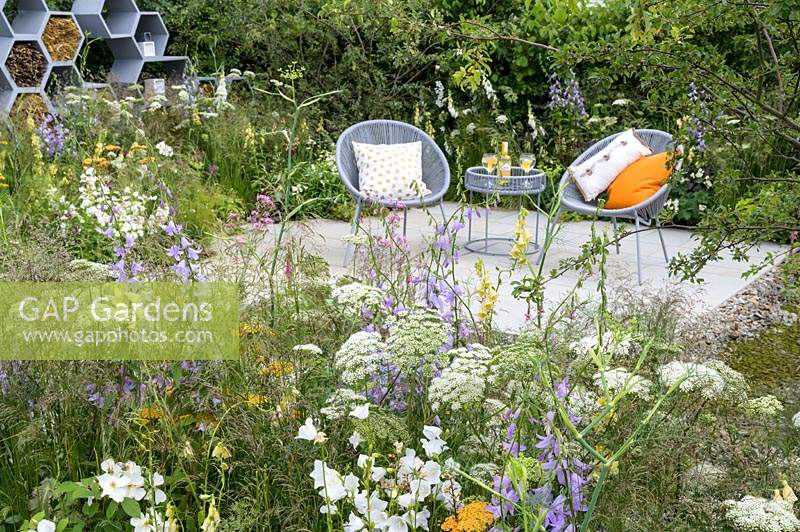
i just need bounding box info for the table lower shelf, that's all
[463,237,541,256]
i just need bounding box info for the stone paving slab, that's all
[213,202,786,332]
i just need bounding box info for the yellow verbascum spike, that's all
[783,481,797,505]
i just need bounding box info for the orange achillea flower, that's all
[441,501,494,532]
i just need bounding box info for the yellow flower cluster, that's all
[773,481,798,505]
[246,393,267,407]
[260,360,295,378]
[441,501,495,532]
[475,259,498,322]
[239,322,276,337]
[510,208,531,262]
[137,405,162,425]
[82,142,150,169]
[0,174,7,189]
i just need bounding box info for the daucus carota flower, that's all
[593,367,653,401]
[657,360,726,401]
[722,495,800,532]
[334,331,386,388]
[744,395,784,421]
[682,462,727,491]
[321,389,368,420]
[386,307,452,375]
[155,141,174,157]
[293,343,323,356]
[429,344,493,412]
[331,283,385,318]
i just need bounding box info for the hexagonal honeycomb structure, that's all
[135,11,167,56]
[72,0,138,38]
[3,0,48,36]
[42,13,84,63]
[0,0,189,116]
[6,39,49,88]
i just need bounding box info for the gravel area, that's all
[680,264,798,359]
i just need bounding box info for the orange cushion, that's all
[604,152,674,209]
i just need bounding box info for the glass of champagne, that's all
[520,153,535,173]
[482,153,498,188]
[482,153,497,172]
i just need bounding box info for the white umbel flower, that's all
[657,360,726,400]
[386,308,452,375]
[744,395,784,421]
[334,331,386,387]
[593,367,653,400]
[331,283,384,317]
[429,344,493,412]
[722,495,800,532]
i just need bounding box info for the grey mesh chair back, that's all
[554,128,682,284]
[558,129,677,221]
[335,119,450,207]
[336,119,452,265]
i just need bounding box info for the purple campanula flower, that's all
[164,221,183,236]
[167,245,182,259]
[111,259,127,281]
[173,260,190,279]
[35,114,68,157]
[556,378,569,400]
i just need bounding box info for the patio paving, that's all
[215,201,786,332]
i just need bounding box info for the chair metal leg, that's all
[343,199,363,267]
[612,217,620,254]
[484,202,489,253]
[402,208,408,237]
[535,193,541,246]
[439,200,447,225]
[656,218,669,264]
[468,191,473,240]
[634,213,642,285]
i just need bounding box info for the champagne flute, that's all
[520,153,535,173]
[482,153,497,173]
[482,153,498,188]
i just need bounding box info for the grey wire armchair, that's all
[336,120,451,264]
[554,129,683,284]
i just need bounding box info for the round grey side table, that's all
[464,166,547,256]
